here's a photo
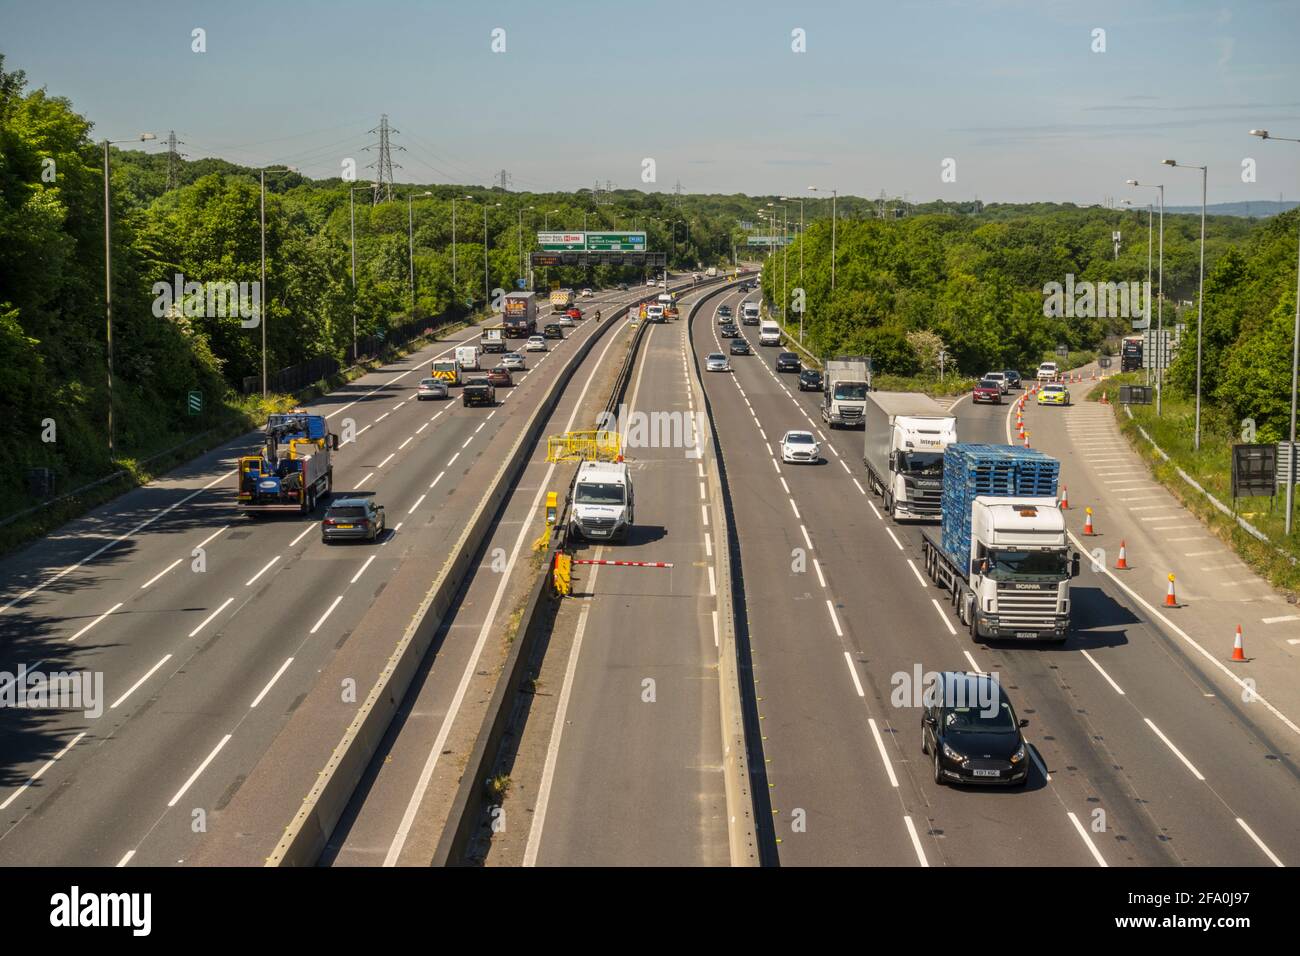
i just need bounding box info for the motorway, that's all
[0,283,658,866]
[690,287,1299,866]
[482,282,733,866]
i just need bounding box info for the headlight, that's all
[1009,742,1027,764]
[942,742,966,764]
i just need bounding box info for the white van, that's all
[569,460,634,542]
[455,344,481,370]
[759,320,782,346]
[646,305,665,323]
[741,301,761,325]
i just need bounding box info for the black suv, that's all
[322,498,386,544]
[798,368,822,391]
[729,338,751,355]
[775,351,801,373]
[1003,369,1022,389]
[922,672,1030,787]
[719,323,739,338]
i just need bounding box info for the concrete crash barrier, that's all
[434,276,756,866]
[268,274,743,866]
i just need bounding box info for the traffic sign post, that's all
[187,390,203,416]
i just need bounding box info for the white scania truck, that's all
[862,391,958,521]
[821,358,870,428]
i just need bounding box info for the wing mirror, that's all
[1070,552,1081,578]
[1018,718,1029,728]
[330,433,340,451]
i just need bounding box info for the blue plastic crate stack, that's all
[941,443,1060,559]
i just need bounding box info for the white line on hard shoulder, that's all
[309,595,345,635]
[905,559,927,588]
[843,652,865,697]
[187,596,234,638]
[166,734,233,807]
[813,558,827,588]
[930,598,957,635]
[350,555,377,584]
[0,732,86,811]
[249,657,294,709]
[1067,812,1109,866]
[110,654,173,710]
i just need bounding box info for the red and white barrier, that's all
[572,559,674,568]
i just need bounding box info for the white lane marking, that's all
[429,470,446,489]
[140,558,182,590]
[903,816,929,867]
[1067,812,1109,866]
[378,453,396,468]
[110,654,173,710]
[771,458,780,473]
[700,482,708,501]
[398,436,413,450]
[707,565,717,597]
[487,410,497,420]
[166,734,233,807]
[789,498,801,519]
[1263,615,1300,624]
[1,471,233,615]
[885,528,904,551]
[356,471,375,488]
[187,597,234,638]
[1143,718,1205,781]
[376,413,389,423]
[461,435,475,449]
[392,313,631,867]
[289,523,316,547]
[813,558,827,588]
[1069,528,1300,738]
[116,851,135,867]
[906,559,927,588]
[195,524,230,550]
[697,463,705,478]
[779,477,790,494]
[249,658,294,709]
[1183,550,1220,557]
[475,422,486,434]
[712,609,719,648]
[1079,650,1125,695]
[931,598,957,635]
[840,459,851,474]
[1120,495,1164,501]
[350,555,377,584]
[825,599,844,637]
[962,650,983,674]
[416,422,429,434]
[1236,818,1284,867]
[704,532,713,558]
[407,494,427,515]
[1028,740,1052,782]
[0,732,86,810]
[309,595,345,634]
[843,652,866,696]
[867,717,899,788]
[244,556,280,587]
[447,452,460,467]
[800,525,813,550]
[701,504,710,527]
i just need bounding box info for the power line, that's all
[165,130,187,190]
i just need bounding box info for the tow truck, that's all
[237,411,339,515]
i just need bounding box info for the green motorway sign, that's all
[585,231,646,252]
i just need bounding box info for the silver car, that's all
[416,378,448,401]
[500,352,526,371]
[706,352,730,372]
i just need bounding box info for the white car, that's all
[780,430,820,464]
[501,352,526,371]
[646,279,657,287]
[706,352,730,372]
[580,288,594,298]
[1036,362,1058,382]
[525,335,547,352]
[557,314,575,327]
[983,371,1008,394]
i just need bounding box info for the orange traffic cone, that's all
[1023,432,1030,448]
[1231,625,1247,662]
[1083,506,1095,535]
[1018,422,1025,440]
[1115,540,1129,569]
[1164,573,1178,607]
[1061,485,1069,509]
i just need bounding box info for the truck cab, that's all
[821,359,870,428]
[964,498,1078,641]
[862,392,957,520]
[569,460,634,542]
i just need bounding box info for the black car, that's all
[618,283,628,291]
[775,351,801,373]
[716,305,733,321]
[729,338,751,355]
[922,672,1030,787]
[1003,369,1022,389]
[543,323,564,339]
[321,498,386,544]
[798,368,822,391]
[719,323,739,338]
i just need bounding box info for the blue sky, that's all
[2,0,1298,205]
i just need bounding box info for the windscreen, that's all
[327,506,366,519]
[834,383,868,401]
[898,451,943,476]
[576,482,625,505]
[944,701,1016,733]
[987,549,1069,579]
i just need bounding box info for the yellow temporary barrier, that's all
[546,430,622,463]
[552,552,572,596]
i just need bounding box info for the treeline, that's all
[0,56,741,499]
[760,203,1261,382]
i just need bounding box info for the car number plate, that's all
[972,769,1000,777]
[1015,631,1036,639]
[337,524,354,529]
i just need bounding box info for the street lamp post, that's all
[349,183,377,361]
[1128,179,1165,412]
[102,133,156,457]
[809,185,837,289]
[484,202,501,308]
[782,196,806,341]
[1163,159,1208,451]
[1249,129,1300,533]
[406,190,433,314]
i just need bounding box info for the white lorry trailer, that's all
[861,391,957,520]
